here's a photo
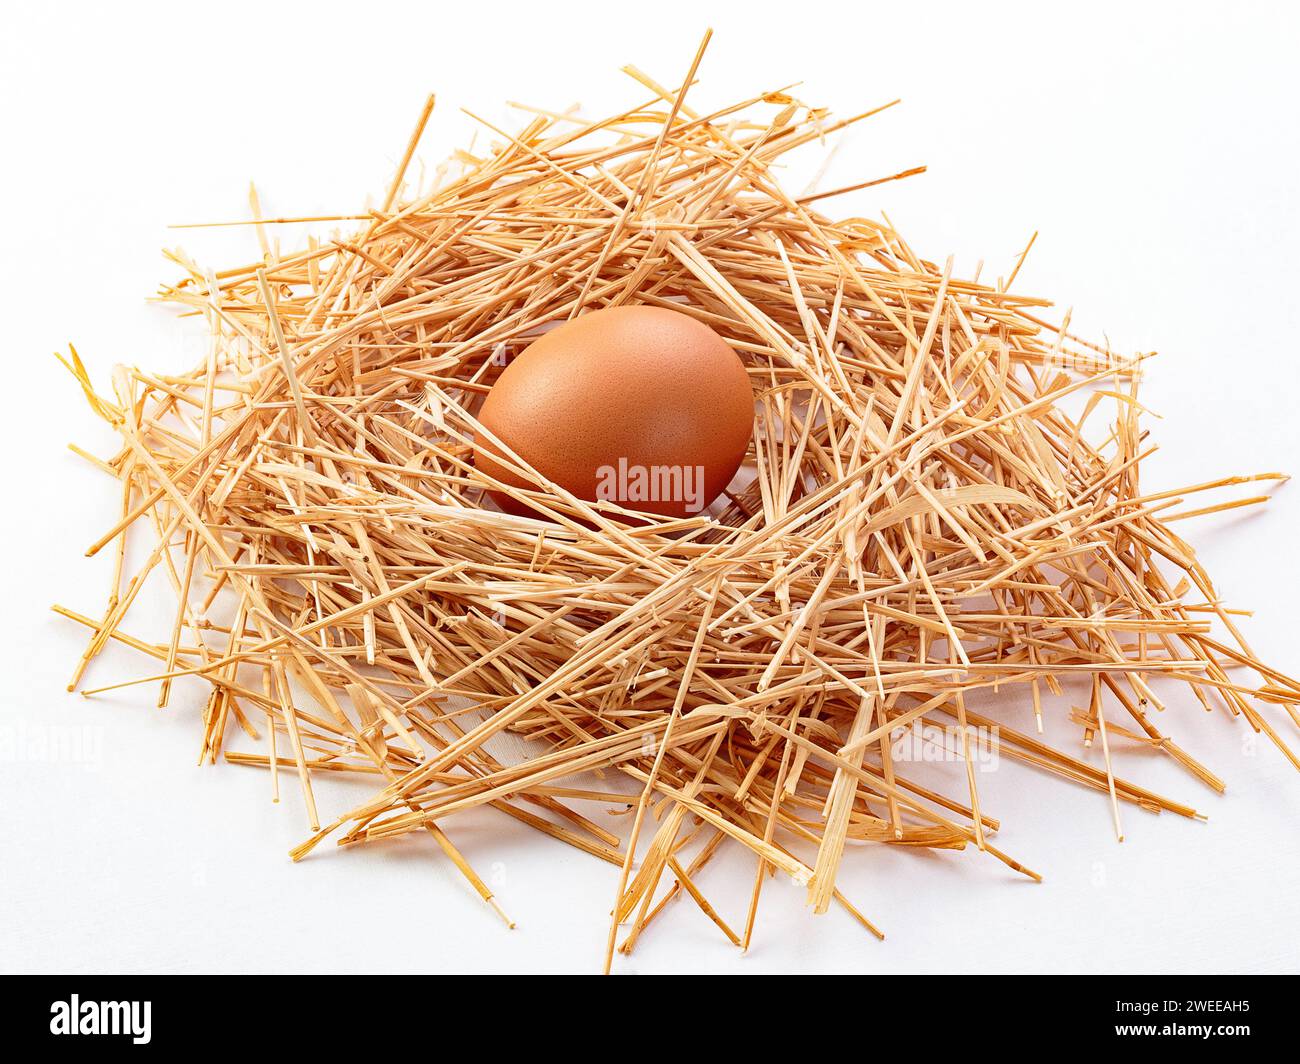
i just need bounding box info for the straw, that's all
[57,36,1298,968]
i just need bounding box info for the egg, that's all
[473,305,753,519]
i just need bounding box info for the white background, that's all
[2,0,1298,974]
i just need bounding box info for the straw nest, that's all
[60,37,1299,968]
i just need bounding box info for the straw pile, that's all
[59,37,1299,969]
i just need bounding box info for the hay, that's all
[58,36,1298,970]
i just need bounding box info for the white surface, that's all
[2,0,1299,974]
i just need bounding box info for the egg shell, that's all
[473,305,754,519]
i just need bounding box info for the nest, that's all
[60,38,1299,969]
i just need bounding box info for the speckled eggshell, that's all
[473,305,753,519]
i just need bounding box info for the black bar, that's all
[0,974,1291,1050]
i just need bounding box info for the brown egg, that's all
[473,305,753,519]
